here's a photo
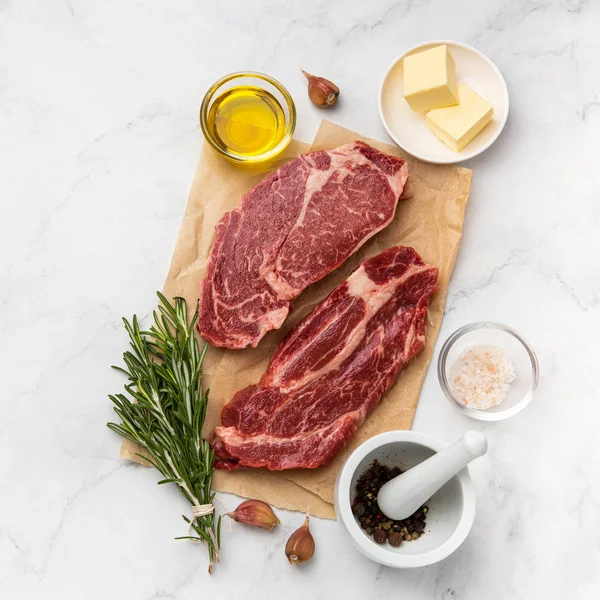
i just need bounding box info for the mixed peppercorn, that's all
[352,460,428,547]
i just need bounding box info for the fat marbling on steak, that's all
[199,141,412,349]
[212,246,439,470]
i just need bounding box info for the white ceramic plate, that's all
[379,40,509,164]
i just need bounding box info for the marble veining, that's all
[1,0,599,598]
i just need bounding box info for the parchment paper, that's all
[121,120,472,519]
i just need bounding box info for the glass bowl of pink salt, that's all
[437,322,539,421]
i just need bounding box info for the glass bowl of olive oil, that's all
[200,72,296,163]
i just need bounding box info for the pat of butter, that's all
[403,45,459,112]
[426,84,494,152]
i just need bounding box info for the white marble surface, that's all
[1,0,599,598]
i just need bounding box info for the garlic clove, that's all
[227,499,280,531]
[285,512,315,564]
[302,70,339,108]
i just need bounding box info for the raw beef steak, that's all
[199,141,411,349]
[212,246,439,470]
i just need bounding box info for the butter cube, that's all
[425,84,494,152]
[403,45,459,112]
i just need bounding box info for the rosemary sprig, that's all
[107,292,221,573]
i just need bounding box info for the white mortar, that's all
[334,430,476,568]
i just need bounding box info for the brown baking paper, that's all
[121,120,472,519]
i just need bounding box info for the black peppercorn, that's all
[353,460,429,547]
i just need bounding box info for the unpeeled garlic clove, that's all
[285,512,315,564]
[302,70,339,107]
[227,499,280,531]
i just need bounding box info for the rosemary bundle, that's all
[107,293,221,573]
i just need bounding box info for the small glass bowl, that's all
[437,322,539,421]
[199,71,296,164]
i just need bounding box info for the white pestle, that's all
[377,431,488,521]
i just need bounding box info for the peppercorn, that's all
[373,528,387,543]
[414,519,426,531]
[353,460,430,547]
[388,532,403,547]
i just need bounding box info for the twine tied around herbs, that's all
[187,504,219,563]
[192,503,215,518]
[187,498,232,541]
[187,504,214,537]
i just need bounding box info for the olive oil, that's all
[207,86,286,158]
